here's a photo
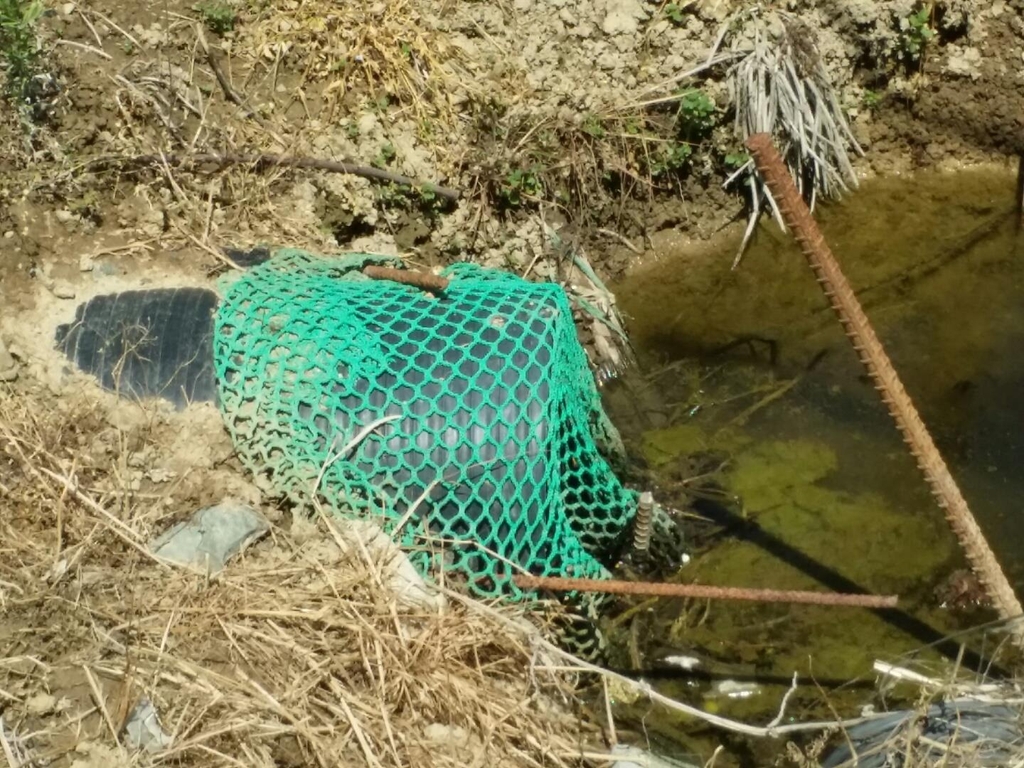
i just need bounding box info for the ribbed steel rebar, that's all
[745,132,1023,627]
[362,265,449,293]
[631,491,654,554]
[514,575,898,608]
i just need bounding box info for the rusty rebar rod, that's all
[745,132,1023,626]
[362,265,450,293]
[513,575,898,608]
[631,491,654,554]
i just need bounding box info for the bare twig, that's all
[597,228,643,255]
[54,39,113,60]
[196,29,250,114]
[83,666,122,748]
[767,672,799,729]
[0,718,20,768]
[87,7,140,48]
[76,7,104,47]
[34,466,165,567]
[449,588,894,739]
[79,152,461,200]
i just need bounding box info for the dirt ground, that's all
[1,0,1021,302]
[2,0,1024,766]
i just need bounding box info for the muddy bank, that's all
[3,2,1024,766]
[1,0,1022,301]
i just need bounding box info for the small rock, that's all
[51,281,76,300]
[946,45,983,80]
[648,19,670,36]
[79,253,95,272]
[54,209,74,224]
[3,230,13,239]
[26,692,57,715]
[60,2,74,14]
[69,742,122,768]
[146,467,177,483]
[570,21,595,38]
[601,0,646,35]
[357,112,379,136]
[696,0,732,23]
[0,338,17,382]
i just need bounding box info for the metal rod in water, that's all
[744,132,1023,630]
[514,575,898,608]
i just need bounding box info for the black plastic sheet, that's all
[56,288,218,408]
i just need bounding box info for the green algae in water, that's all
[602,166,1024,764]
[616,418,962,729]
[643,424,711,467]
[642,423,750,467]
[729,438,837,512]
[723,438,952,588]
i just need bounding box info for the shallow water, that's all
[600,165,1024,763]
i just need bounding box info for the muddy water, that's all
[600,165,1023,763]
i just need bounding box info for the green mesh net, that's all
[212,249,638,602]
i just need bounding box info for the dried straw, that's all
[0,386,601,767]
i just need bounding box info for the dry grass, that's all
[706,8,863,266]
[0,384,609,767]
[239,0,464,128]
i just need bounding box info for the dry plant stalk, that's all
[2,387,896,766]
[744,132,1024,630]
[710,8,863,266]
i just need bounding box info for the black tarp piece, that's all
[822,699,1023,767]
[55,288,219,409]
[223,246,272,268]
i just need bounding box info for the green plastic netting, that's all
[212,249,638,601]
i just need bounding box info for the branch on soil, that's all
[196,27,253,119]
[75,152,462,200]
